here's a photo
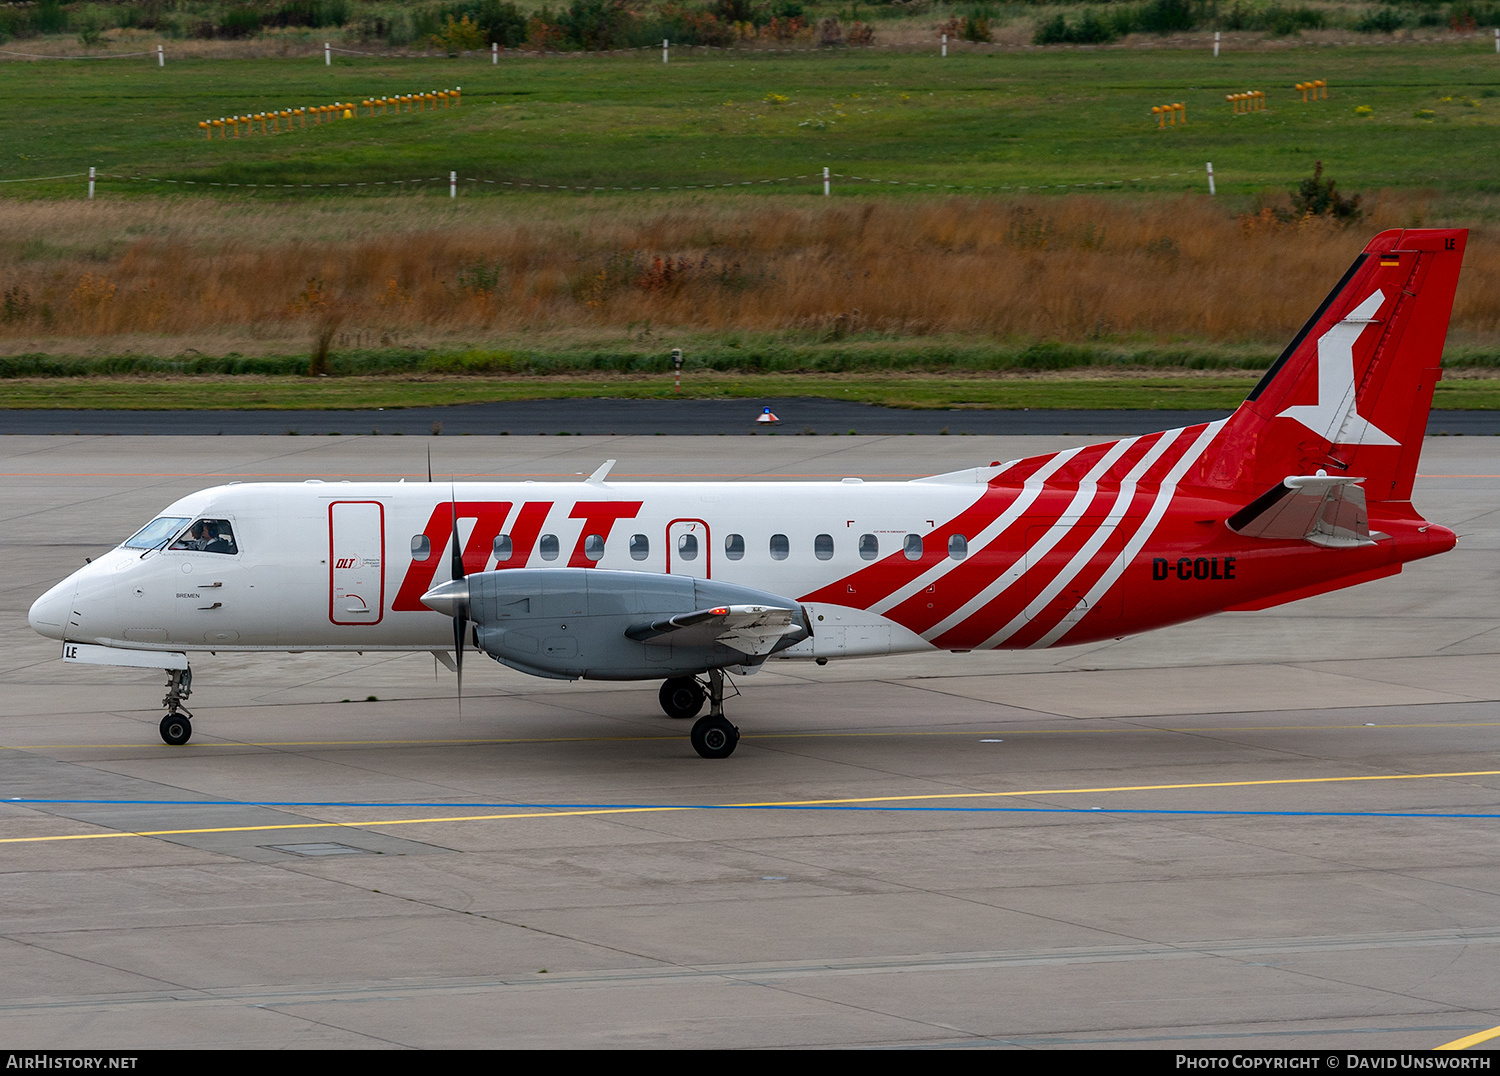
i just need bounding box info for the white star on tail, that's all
[1277,290,1399,447]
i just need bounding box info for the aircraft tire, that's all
[690,715,739,759]
[159,712,192,746]
[659,677,706,720]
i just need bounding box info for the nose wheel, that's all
[159,667,194,746]
[687,669,739,759]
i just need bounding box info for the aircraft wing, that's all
[626,604,802,656]
[1227,475,1379,547]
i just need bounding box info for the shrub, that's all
[270,2,351,29]
[1447,2,1500,28]
[216,5,265,39]
[75,11,106,48]
[1034,9,1121,44]
[1263,4,1325,34]
[1137,0,1197,33]
[1213,1,1324,32]
[559,0,634,50]
[33,0,67,34]
[1355,8,1407,31]
[431,13,487,53]
[961,14,992,41]
[1290,161,1363,222]
[468,0,528,46]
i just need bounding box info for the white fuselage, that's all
[29,474,1001,661]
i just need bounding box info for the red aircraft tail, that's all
[1194,229,1466,503]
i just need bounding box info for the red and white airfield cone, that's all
[756,407,780,425]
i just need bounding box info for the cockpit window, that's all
[169,519,239,555]
[123,516,190,550]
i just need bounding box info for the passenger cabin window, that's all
[725,534,745,560]
[630,534,649,561]
[494,534,512,562]
[583,534,605,561]
[949,534,968,560]
[677,533,699,561]
[814,534,834,560]
[169,519,238,555]
[769,534,789,561]
[123,516,190,550]
[903,534,923,561]
[539,534,559,561]
[858,534,879,561]
[411,535,431,560]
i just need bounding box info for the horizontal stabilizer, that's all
[627,604,803,656]
[1227,474,1379,547]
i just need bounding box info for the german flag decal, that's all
[1381,252,1401,267]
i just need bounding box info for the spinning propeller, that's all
[418,484,472,715]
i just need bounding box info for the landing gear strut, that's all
[689,668,739,759]
[159,667,193,746]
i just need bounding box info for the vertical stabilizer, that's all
[1196,229,1466,502]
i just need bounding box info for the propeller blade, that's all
[453,605,466,718]
[449,484,465,716]
[449,485,465,582]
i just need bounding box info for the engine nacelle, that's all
[461,569,810,680]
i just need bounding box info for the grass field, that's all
[6,44,1500,194]
[3,370,1498,410]
[4,42,1500,409]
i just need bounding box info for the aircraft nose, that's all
[28,578,75,641]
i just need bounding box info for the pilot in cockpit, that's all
[172,520,237,555]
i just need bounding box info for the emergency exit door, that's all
[666,518,710,579]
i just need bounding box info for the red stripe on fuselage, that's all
[795,450,1071,609]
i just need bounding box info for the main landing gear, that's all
[659,669,740,760]
[159,667,194,746]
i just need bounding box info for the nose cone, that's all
[28,578,74,641]
[420,578,470,618]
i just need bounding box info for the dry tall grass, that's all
[2,193,1496,355]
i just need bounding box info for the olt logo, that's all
[334,557,359,569]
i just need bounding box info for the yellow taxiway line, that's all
[1436,1023,1500,1050]
[2,768,1498,846]
[6,720,1500,753]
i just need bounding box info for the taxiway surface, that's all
[1,434,1497,1049]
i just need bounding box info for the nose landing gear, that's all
[687,668,739,760]
[160,667,194,746]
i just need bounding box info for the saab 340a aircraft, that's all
[29,229,1466,758]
